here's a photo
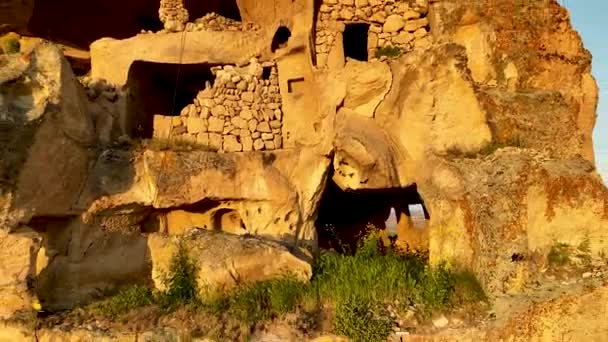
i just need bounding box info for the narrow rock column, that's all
[159,0,189,32]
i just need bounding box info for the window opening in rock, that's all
[262,66,272,80]
[187,0,242,21]
[315,176,430,254]
[271,26,292,52]
[343,23,369,62]
[213,209,246,234]
[287,77,305,93]
[126,61,216,138]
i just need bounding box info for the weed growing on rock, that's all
[333,296,393,342]
[548,242,571,267]
[375,46,402,58]
[95,286,155,319]
[160,242,199,308]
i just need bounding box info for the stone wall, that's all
[315,0,431,64]
[142,13,261,34]
[153,59,284,153]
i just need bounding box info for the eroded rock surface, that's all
[0,0,606,338]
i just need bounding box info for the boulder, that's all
[148,232,312,294]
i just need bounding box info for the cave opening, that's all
[315,178,430,254]
[187,0,242,21]
[271,26,292,52]
[28,0,162,49]
[343,23,369,62]
[126,61,216,138]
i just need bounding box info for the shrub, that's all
[333,296,393,342]
[548,242,571,267]
[375,46,401,58]
[157,242,199,310]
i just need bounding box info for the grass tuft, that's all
[375,46,402,58]
[548,242,571,267]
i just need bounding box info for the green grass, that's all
[95,286,155,319]
[375,46,402,58]
[90,233,486,340]
[448,136,525,158]
[548,242,571,267]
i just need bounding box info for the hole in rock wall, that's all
[315,178,429,254]
[343,23,369,61]
[126,61,216,138]
[28,0,162,49]
[271,26,292,52]
[187,0,242,21]
[213,209,246,233]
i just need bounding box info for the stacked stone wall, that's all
[142,12,260,34]
[315,0,431,63]
[153,59,283,153]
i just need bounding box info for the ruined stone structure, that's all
[1,0,608,340]
[152,60,284,152]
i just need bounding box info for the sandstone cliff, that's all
[0,0,606,340]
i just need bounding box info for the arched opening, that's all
[271,26,292,52]
[125,61,216,138]
[315,178,430,254]
[212,209,246,234]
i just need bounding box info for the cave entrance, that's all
[28,0,162,49]
[315,180,430,254]
[187,0,241,21]
[343,23,369,62]
[126,61,216,138]
[271,26,292,52]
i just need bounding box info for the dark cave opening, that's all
[26,0,243,50]
[271,26,292,52]
[187,0,242,21]
[315,178,430,254]
[126,61,216,138]
[28,0,162,49]
[343,23,369,62]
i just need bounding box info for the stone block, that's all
[261,133,274,141]
[257,122,272,133]
[242,136,253,151]
[240,109,254,120]
[231,116,248,129]
[273,134,283,149]
[264,141,276,150]
[196,133,209,146]
[253,138,265,151]
[208,117,224,133]
[223,135,242,152]
[248,118,259,132]
[187,117,207,134]
[209,133,223,151]
[405,17,428,32]
[383,15,405,33]
[211,105,227,117]
[241,92,254,103]
[270,120,282,129]
[153,115,172,138]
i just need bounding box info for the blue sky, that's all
[564,0,607,182]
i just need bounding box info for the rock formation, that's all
[0,0,607,340]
